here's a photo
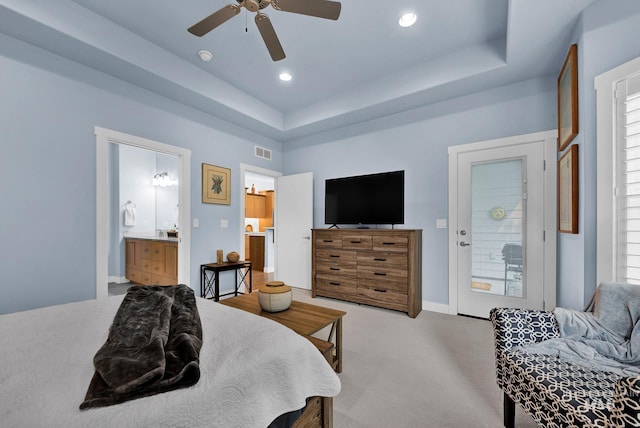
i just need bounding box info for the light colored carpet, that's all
[289,288,539,428]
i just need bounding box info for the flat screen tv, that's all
[325,170,404,226]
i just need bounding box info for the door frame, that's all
[239,163,282,266]
[447,130,557,315]
[96,127,191,299]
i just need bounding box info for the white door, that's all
[275,172,313,289]
[456,142,545,318]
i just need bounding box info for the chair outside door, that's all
[502,243,522,296]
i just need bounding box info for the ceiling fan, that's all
[188,0,341,61]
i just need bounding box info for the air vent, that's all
[255,146,272,160]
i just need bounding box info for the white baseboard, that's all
[109,276,129,284]
[422,300,450,314]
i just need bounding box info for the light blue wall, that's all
[0,34,281,314]
[557,0,640,310]
[282,77,557,305]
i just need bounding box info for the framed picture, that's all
[558,44,578,152]
[558,144,578,234]
[202,163,231,205]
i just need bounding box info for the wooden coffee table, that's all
[219,292,346,373]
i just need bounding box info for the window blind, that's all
[616,74,640,283]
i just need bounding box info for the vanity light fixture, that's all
[153,172,177,187]
[279,72,292,82]
[399,12,417,28]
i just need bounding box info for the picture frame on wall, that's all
[557,44,579,152]
[202,163,231,205]
[558,144,578,234]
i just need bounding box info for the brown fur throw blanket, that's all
[80,284,202,409]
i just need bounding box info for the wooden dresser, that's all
[125,238,178,286]
[312,229,422,318]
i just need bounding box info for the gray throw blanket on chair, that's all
[80,284,202,409]
[522,282,640,376]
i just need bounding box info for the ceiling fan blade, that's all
[273,0,341,20]
[188,4,241,36]
[255,13,286,62]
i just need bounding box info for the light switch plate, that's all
[193,218,199,228]
[436,219,447,229]
[220,219,228,228]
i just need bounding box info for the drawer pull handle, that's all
[374,288,387,293]
[330,267,340,271]
[329,282,341,286]
[323,239,334,243]
[330,255,340,258]
[374,258,387,262]
[374,272,387,276]
[382,242,396,245]
[350,240,362,244]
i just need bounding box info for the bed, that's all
[0,285,341,427]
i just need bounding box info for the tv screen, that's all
[325,170,404,226]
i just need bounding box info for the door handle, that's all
[459,241,471,247]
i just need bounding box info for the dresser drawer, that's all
[358,285,408,306]
[316,262,357,277]
[342,235,372,250]
[315,235,343,248]
[315,249,356,265]
[315,277,358,295]
[358,277,408,293]
[357,265,408,284]
[372,235,408,253]
[357,253,407,270]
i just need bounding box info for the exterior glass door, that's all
[470,159,524,298]
[456,142,544,318]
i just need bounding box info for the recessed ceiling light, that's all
[399,12,417,28]
[198,50,213,62]
[279,72,292,82]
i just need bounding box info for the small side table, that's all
[200,261,252,301]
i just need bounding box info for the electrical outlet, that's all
[436,219,447,229]
[220,219,229,228]
[193,218,199,228]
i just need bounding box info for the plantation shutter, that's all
[616,74,640,284]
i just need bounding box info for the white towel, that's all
[124,206,136,226]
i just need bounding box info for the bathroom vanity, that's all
[125,237,178,285]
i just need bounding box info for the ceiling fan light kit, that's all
[188,0,342,61]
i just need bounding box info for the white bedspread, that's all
[0,295,340,427]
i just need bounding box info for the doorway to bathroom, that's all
[96,127,191,299]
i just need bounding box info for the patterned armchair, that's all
[490,308,640,428]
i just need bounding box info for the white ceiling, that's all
[0,0,596,143]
